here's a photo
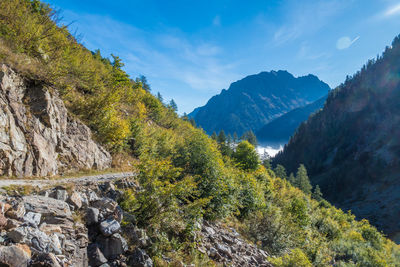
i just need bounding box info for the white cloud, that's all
[384,3,400,17]
[336,36,360,50]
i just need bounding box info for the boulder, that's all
[97,233,128,260]
[23,195,72,223]
[87,207,99,225]
[68,191,83,209]
[88,244,108,267]
[23,211,41,226]
[30,252,61,267]
[5,202,25,220]
[0,213,7,229]
[128,248,153,267]
[50,189,68,201]
[99,219,120,237]
[0,244,31,267]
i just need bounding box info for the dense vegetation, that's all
[1,1,399,266]
[274,34,400,242]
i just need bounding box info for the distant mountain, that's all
[256,95,327,145]
[274,35,400,242]
[189,70,330,136]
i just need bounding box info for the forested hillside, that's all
[0,1,399,266]
[257,96,327,144]
[189,70,329,136]
[274,35,400,243]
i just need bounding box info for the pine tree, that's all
[241,130,257,147]
[217,130,227,144]
[312,185,323,201]
[169,99,178,112]
[157,92,163,104]
[288,173,296,186]
[296,164,312,194]
[189,118,196,127]
[211,132,218,140]
[274,164,287,179]
[139,75,151,92]
[233,132,238,144]
[262,158,272,169]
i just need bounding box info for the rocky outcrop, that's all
[199,222,272,267]
[0,175,274,266]
[0,64,111,177]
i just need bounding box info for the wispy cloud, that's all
[64,11,238,93]
[336,36,360,50]
[271,0,345,46]
[384,3,400,17]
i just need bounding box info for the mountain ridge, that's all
[189,70,330,136]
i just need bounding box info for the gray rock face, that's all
[23,195,72,222]
[0,245,31,267]
[23,211,41,226]
[97,233,128,260]
[87,207,99,225]
[0,64,111,177]
[99,219,120,237]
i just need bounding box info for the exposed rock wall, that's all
[0,64,111,177]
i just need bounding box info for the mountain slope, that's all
[274,35,400,242]
[256,95,327,144]
[189,71,330,136]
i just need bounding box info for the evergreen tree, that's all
[262,158,272,169]
[157,92,163,104]
[189,118,196,127]
[169,99,178,112]
[241,130,257,146]
[296,164,312,194]
[138,75,151,92]
[217,130,227,144]
[312,185,323,201]
[233,132,238,144]
[211,132,218,140]
[274,164,287,180]
[288,173,296,186]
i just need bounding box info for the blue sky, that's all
[46,0,400,114]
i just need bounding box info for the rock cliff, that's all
[0,64,111,177]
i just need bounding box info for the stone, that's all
[30,252,61,267]
[8,226,53,253]
[50,189,68,201]
[0,202,11,214]
[0,244,31,267]
[23,211,41,226]
[39,223,62,235]
[0,64,111,177]
[97,233,128,260]
[99,219,121,237]
[49,234,62,255]
[5,218,20,230]
[202,226,215,236]
[23,195,72,222]
[88,243,108,267]
[87,207,99,225]
[87,191,99,202]
[92,198,118,213]
[5,202,25,219]
[128,248,153,267]
[68,191,83,209]
[0,213,7,229]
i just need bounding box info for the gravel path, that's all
[0,172,136,188]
